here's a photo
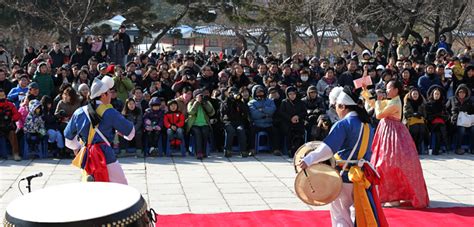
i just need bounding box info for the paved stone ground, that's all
[1,153,473,216]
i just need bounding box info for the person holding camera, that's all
[311,114,332,140]
[112,66,134,102]
[220,87,249,158]
[186,89,215,159]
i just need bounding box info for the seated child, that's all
[143,97,164,155]
[24,99,46,153]
[163,100,185,156]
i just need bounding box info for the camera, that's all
[233,94,241,100]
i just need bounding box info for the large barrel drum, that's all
[4,182,151,226]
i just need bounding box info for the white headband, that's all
[329,87,344,105]
[336,91,357,106]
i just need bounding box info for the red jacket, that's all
[0,99,20,122]
[164,111,185,129]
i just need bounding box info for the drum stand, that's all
[25,178,33,193]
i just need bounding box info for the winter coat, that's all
[248,85,276,128]
[0,99,20,134]
[220,97,249,126]
[164,111,185,129]
[277,88,307,133]
[417,73,442,97]
[42,108,59,130]
[185,100,215,133]
[150,84,175,102]
[118,32,131,54]
[197,74,219,91]
[316,77,337,97]
[55,100,81,121]
[396,44,411,60]
[430,41,452,54]
[16,104,29,130]
[175,97,189,117]
[302,88,326,128]
[33,71,54,98]
[0,51,12,68]
[24,100,46,135]
[21,50,37,67]
[302,95,326,117]
[445,84,473,125]
[113,76,134,102]
[0,79,14,95]
[228,74,250,89]
[403,90,427,124]
[7,85,28,108]
[124,109,143,133]
[48,50,65,69]
[338,71,361,87]
[108,40,125,65]
[426,86,448,124]
[143,108,165,131]
[70,51,88,67]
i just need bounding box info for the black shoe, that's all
[241,152,248,158]
[455,149,465,155]
[197,152,203,160]
[224,150,232,158]
[432,150,440,155]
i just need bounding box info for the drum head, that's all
[293,141,322,173]
[5,182,148,226]
[294,163,342,206]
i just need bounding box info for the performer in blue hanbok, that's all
[300,86,388,227]
[64,76,135,184]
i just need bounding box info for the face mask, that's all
[301,75,309,82]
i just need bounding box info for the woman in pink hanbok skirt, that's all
[363,79,429,208]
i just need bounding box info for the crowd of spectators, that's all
[0,27,473,161]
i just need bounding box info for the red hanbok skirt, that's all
[371,117,430,208]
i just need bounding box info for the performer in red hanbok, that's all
[362,79,429,208]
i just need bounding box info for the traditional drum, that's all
[4,182,152,226]
[294,163,342,206]
[293,141,335,173]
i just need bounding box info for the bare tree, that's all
[0,0,122,48]
[419,0,471,43]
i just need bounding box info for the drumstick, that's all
[303,169,316,193]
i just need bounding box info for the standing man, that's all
[300,87,387,227]
[49,42,65,69]
[118,25,131,64]
[338,59,361,88]
[0,44,12,68]
[64,76,135,184]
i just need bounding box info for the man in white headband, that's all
[64,76,135,184]
[300,87,387,227]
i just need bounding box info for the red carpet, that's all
[156,207,474,226]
